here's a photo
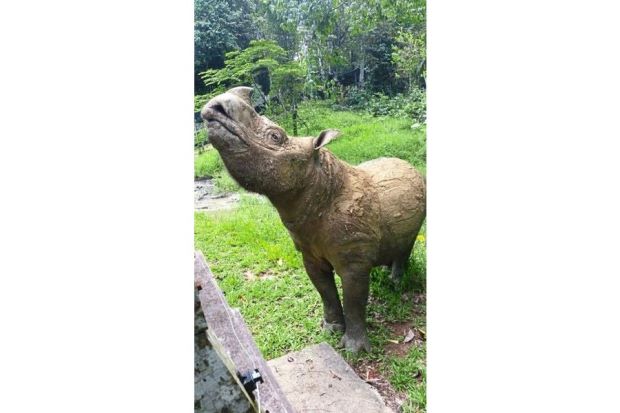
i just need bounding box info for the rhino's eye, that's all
[270,133,282,144]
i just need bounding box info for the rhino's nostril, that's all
[212,103,227,117]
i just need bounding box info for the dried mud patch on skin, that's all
[351,358,407,412]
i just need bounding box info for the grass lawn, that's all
[195,101,427,412]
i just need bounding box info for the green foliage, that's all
[338,87,426,125]
[272,62,305,100]
[194,0,257,93]
[199,39,288,96]
[198,39,307,133]
[363,22,400,93]
[271,62,305,134]
[254,0,304,57]
[392,29,426,90]
[195,0,426,103]
[194,94,209,112]
[366,90,426,124]
[337,87,373,108]
[194,128,208,149]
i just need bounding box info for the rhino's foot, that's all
[322,318,345,333]
[339,332,371,353]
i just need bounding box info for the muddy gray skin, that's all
[202,87,426,352]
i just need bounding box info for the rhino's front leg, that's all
[339,265,372,352]
[303,256,345,333]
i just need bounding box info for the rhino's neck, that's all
[269,150,346,230]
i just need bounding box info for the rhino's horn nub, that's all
[228,86,253,104]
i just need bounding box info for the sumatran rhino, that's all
[201,87,426,352]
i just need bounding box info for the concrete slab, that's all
[268,342,393,413]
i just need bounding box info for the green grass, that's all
[195,147,222,178]
[195,101,426,411]
[195,147,241,192]
[391,347,427,412]
[275,101,426,173]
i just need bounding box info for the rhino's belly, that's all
[286,214,381,267]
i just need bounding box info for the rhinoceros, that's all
[201,87,426,352]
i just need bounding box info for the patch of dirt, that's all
[410,292,426,316]
[384,321,425,357]
[243,269,277,281]
[383,293,426,357]
[194,178,240,211]
[348,292,426,411]
[350,358,407,412]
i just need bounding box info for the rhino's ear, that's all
[313,129,341,150]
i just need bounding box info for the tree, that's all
[272,62,305,134]
[392,30,426,91]
[198,39,305,133]
[200,40,287,97]
[194,0,257,94]
[194,0,427,109]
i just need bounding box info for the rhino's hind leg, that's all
[390,241,415,283]
[390,259,407,283]
[303,257,345,333]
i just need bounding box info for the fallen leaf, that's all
[403,329,415,343]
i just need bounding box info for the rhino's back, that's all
[357,157,426,261]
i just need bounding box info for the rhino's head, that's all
[201,87,339,197]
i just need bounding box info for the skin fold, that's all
[202,87,426,352]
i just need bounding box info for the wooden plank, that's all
[195,251,296,413]
[195,288,256,413]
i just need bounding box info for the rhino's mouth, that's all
[203,106,248,147]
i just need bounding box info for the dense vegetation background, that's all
[194,0,426,138]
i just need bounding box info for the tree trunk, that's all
[292,100,298,136]
[358,44,365,87]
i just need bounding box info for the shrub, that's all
[336,86,426,126]
[367,89,426,124]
